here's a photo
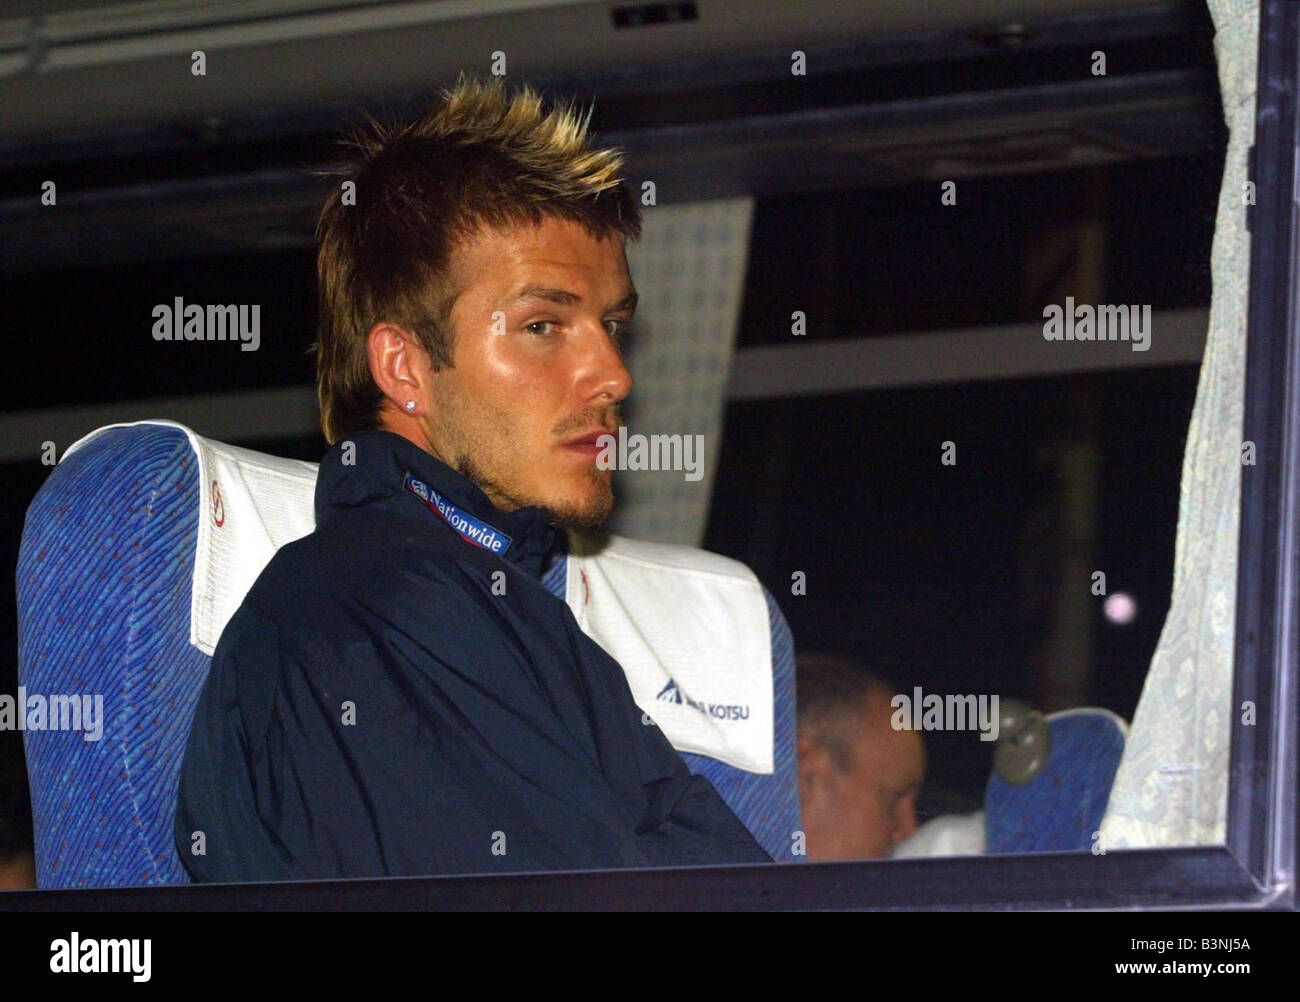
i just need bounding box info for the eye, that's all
[525,320,558,337]
[605,319,634,344]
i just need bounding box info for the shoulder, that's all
[236,514,474,644]
[251,510,451,589]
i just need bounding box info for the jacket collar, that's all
[315,429,558,579]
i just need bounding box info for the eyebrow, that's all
[513,285,638,312]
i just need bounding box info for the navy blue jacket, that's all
[174,429,770,880]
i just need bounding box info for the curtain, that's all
[607,197,754,546]
[1099,0,1257,849]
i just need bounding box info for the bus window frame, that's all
[4,0,1297,914]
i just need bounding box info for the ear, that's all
[367,322,432,420]
[796,732,830,805]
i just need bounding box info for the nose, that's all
[575,320,632,406]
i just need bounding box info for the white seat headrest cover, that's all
[65,420,317,656]
[565,532,774,775]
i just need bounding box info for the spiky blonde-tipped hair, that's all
[314,73,642,444]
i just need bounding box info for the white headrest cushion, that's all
[66,420,317,656]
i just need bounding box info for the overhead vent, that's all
[831,90,1206,181]
[611,2,698,29]
[842,128,1138,179]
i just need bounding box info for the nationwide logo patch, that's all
[404,472,512,556]
[656,676,750,721]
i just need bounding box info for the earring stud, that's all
[404,400,417,413]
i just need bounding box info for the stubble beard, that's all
[433,387,619,532]
[454,451,614,531]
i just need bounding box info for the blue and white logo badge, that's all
[404,472,512,556]
[656,678,683,704]
[656,676,750,721]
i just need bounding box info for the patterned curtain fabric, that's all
[606,197,754,546]
[1099,0,1257,848]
